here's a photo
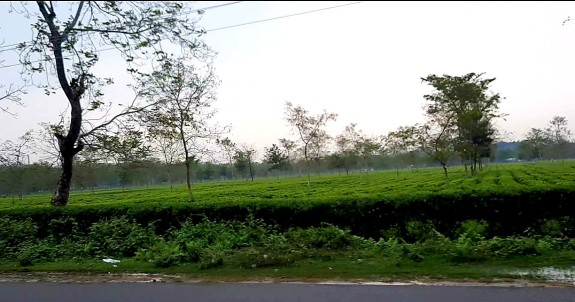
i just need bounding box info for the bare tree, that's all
[0,83,26,116]
[12,1,209,206]
[0,131,34,201]
[284,102,337,186]
[139,56,227,201]
[146,125,183,189]
[216,137,237,180]
[0,40,27,116]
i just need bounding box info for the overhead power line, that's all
[0,1,245,51]
[206,1,363,32]
[0,1,363,70]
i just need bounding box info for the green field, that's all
[1,161,575,282]
[2,161,574,210]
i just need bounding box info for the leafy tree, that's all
[93,126,152,191]
[278,138,297,175]
[421,73,503,175]
[415,118,457,177]
[308,129,331,176]
[522,128,550,160]
[547,116,571,144]
[543,116,572,160]
[13,1,209,206]
[385,125,419,175]
[233,144,256,181]
[264,144,288,177]
[355,135,381,173]
[233,150,248,180]
[284,102,337,185]
[333,123,360,175]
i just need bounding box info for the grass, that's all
[1,160,574,211]
[2,252,575,283]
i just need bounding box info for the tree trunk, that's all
[441,163,448,178]
[248,159,254,181]
[51,98,83,206]
[51,152,74,206]
[184,158,193,201]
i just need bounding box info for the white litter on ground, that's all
[102,258,121,264]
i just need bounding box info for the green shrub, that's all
[136,240,184,268]
[284,224,362,250]
[406,220,438,242]
[456,220,488,240]
[48,217,81,242]
[0,218,38,259]
[87,217,156,258]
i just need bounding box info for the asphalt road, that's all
[1,282,575,302]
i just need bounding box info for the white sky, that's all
[1,1,575,159]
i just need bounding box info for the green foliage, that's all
[135,239,184,268]
[0,218,37,259]
[87,218,156,258]
[284,224,366,250]
[406,220,439,243]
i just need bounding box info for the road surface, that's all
[1,282,575,302]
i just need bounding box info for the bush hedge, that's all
[1,187,574,240]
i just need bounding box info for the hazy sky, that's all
[1,1,575,158]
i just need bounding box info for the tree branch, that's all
[80,94,159,139]
[71,26,155,36]
[63,1,85,37]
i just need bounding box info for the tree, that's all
[217,137,237,180]
[0,131,34,201]
[14,1,209,206]
[308,128,331,176]
[355,135,381,173]
[284,102,337,186]
[333,125,358,175]
[72,144,101,193]
[545,116,572,160]
[139,57,225,201]
[1,40,27,116]
[233,144,257,181]
[233,150,248,180]
[547,116,571,144]
[385,125,419,175]
[278,138,297,175]
[146,123,182,189]
[0,83,26,116]
[33,122,63,166]
[415,118,457,177]
[93,126,151,191]
[421,73,503,176]
[264,144,288,177]
[522,128,550,160]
